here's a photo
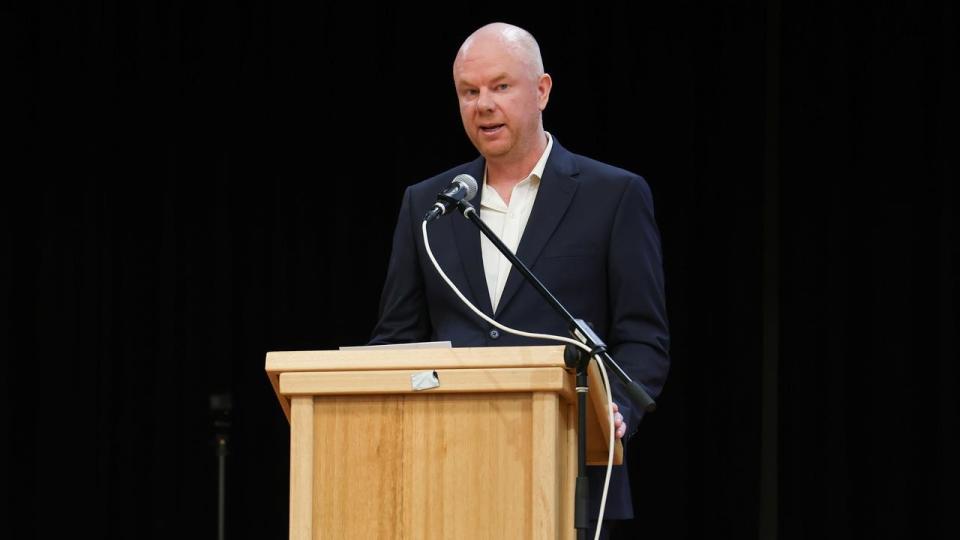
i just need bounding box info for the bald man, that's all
[371,22,670,538]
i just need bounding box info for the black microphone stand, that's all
[451,200,656,539]
[210,393,232,540]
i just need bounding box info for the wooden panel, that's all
[586,360,624,465]
[308,393,556,539]
[266,346,571,421]
[312,396,404,539]
[281,367,566,397]
[531,392,559,539]
[289,397,314,540]
[562,402,577,540]
[267,346,589,539]
[267,345,565,373]
[402,393,532,539]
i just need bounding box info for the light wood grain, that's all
[267,345,566,373]
[586,360,624,465]
[266,346,567,422]
[265,346,622,539]
[312,396,403,539]
[308,393,560,539]
[280,367,567,397]
[289,397,314,540]
[562,402,577,540]
[531,392,560,539]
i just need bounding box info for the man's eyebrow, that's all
[456,73,510,87]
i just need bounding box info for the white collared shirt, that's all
[480,132,554,312]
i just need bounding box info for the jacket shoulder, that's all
[564,149,652,197]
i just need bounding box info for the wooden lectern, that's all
[265,345,621,540]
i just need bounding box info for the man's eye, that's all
[497,84,509,91]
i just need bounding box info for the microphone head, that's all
[452,174,478,202]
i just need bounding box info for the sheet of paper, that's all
[338,341,452,351]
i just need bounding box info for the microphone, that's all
[423,174,478,223]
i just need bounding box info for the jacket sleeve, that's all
[605,175,671,437]
[369,186,433,344]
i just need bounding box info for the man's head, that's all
[453,23,552,167]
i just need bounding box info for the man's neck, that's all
[485,131,548,201]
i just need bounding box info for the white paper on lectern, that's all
[338,341,452,351]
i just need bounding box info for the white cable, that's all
[422,219,591,352]
[593,354,615,540]
[421,219,616,537]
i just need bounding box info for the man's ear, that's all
[537,73,553,111]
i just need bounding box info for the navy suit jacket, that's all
[371,138,670,520]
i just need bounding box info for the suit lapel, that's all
[494,142,579,317]
[449,158,494,316]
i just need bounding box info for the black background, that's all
[4,1,957,539]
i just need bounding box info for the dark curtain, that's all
[4,1,956,539]
[778,2,958,539]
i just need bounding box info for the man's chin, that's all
[476,142,511,160]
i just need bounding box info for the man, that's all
[371,22,670,538]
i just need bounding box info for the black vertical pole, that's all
[216,434,227,540]
[575,366,589,540]
[210,394,232,540]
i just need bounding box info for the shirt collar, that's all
[530,131,553,183]
[481,132,553,209]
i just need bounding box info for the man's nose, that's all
[476,89,495,112]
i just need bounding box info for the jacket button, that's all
[488,329,500,340]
